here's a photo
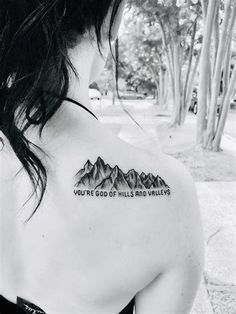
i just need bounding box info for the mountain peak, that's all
[140,172,146,181]
[127,169,138,176]
[126,169,145,189]
[96,156,104,163]
[147,173,156,180]
[74,157,169,191]
[85,160,92,167]
[113,165,120,173]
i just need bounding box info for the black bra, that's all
[0,295,135,314]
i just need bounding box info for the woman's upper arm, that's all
[135,161,205,314]
[135,256,203,314]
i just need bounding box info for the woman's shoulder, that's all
[105,142,202,239]
[65,141,204,267]
[59,132,198,214]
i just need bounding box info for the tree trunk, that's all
[204,0,232,149]
[167,52,175,105]
[183,19,197,110]
[223,41,232,97]
[182,50,201,122]
[217,39,232,121]
[213,61,236,150]
[112,66,116,105]
[111,45,117,105]
[201,0,207,20]
[196,0,219,144]
[156,15,175,100]
[147,64,159,105]
[163,69,169,110]
[222,4,236,97]
[213,8,219,70]
[159,66,168,109]
[171,38,182,126]
[159,66,164,107]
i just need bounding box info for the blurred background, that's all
[90,1,236,313]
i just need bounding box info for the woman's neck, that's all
[66,70,92,113]
[66,38,96,113]
[25,39,102,149]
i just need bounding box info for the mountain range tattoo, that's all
[73,157,171,198]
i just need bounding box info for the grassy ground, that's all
[155,118,236,182]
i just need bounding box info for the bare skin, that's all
[0,2,204,313]
[0,107,204,313]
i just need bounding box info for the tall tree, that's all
[197,0,236,150]
[128,0,202,125]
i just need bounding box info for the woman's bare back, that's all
[0,114,204,314]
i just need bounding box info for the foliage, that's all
[126,0,202,124]
[95,0,236,151]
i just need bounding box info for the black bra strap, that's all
[0,294,134,314]
[64,97,98,120]
[0,295,25,313]
[17,297,46,314]
[119,298,135,314]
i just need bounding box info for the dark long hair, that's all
[0,0,123,219]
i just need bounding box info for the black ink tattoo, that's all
[73,157,170,198]
[17,297,46,314]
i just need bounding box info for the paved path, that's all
[94,101,236,159]
[193,182,236,314]
[224,111,236,139]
